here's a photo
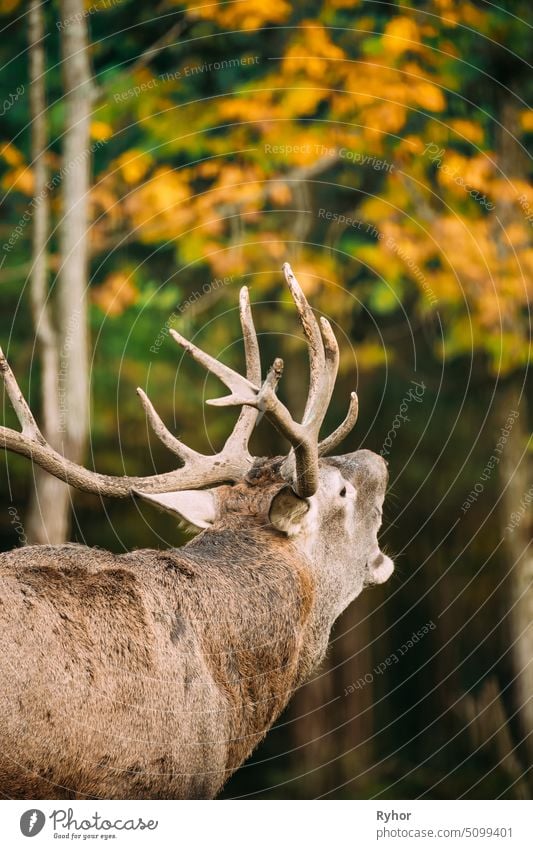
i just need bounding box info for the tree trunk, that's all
[333,596,376,791]
[494,99,533,777]
[57,0,92,469]
[26,0,64,544]
[26,0,93,543]
[499,384,533,775]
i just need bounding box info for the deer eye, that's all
[339,486,347,497]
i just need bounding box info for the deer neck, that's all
[183,526,333,683]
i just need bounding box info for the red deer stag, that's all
[0,263,393,799]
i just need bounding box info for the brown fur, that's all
[0,453,390,799]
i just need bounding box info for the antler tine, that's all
[318,391,358,456]
[282,262,325,422]
[136,387,198,462]
[0,348,44,442]
[283,264,359,453]
[239,286,261,385]
[169,328,258,403]
[282,263,340,430]
[138,287,261,465]
[310,316,339,426]
[223,286,261,454]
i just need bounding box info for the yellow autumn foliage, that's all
[182,0,291,30]
[114,149,153,185]
[520,110,533,131]
[0,142,23,166]
[410,81,446,112]
[282,21,345,80]
[91,121,113,142]
[326,0,361,8]
[268,181,293,206]
[362,102,407,136]
[2,164,33,195]
[126,167,192,242]
[92,272,139,317]
[449,119,485,145]
[73,0,529,378]
[383,17,422,56]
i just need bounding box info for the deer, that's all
[0,263,393,799]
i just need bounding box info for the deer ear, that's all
[269,485,310,536]
[133,489,217,530]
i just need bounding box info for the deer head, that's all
[0,263,392,617]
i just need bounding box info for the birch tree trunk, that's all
[57,0,93,486]
[26,0,63,543]
[26,0,93,543]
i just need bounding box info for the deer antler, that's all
[136,286,261,468]
[170,263,358,497]
[281,264,358,455]
[0,264,357,500]
[0,288,261,497]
